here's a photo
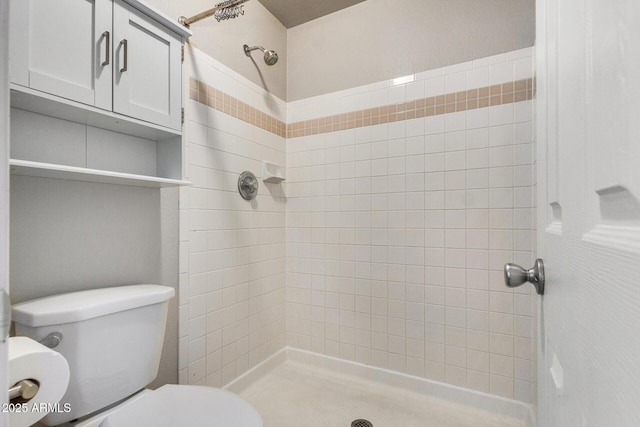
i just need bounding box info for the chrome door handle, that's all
[102,31,110,66]
[504,259,545,295]
[120,39,128,72]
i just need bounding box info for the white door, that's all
[112,0,182,130]
[536,0,640,425]
[9,0,112,110]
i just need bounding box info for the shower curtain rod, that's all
[178,0,249,28]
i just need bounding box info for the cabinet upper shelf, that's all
[11,84,182,141]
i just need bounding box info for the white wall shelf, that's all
[262,161,286,183]
[9,159,191,188]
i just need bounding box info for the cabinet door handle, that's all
[102,31,110,66]
[120,39,128,72]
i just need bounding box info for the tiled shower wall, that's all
[286,48,536,402]
[178,48,287,387]
[181,46,536,404]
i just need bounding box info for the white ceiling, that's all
[256,0,366,28]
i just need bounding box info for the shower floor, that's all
[238,361,525,427]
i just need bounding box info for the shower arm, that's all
[244,45,266,56]
[178,0,248,28]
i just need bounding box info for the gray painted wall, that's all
[10,176,179,386]
[144,0,533,101]
[288,0,535,100]
[145,0,288,100]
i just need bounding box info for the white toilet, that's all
[12,285,262,427]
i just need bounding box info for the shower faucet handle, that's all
[504,259,545,295]
[238,171,258,200]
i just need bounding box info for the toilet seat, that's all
[75,385,262,427]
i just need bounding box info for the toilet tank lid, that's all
[12,285,175,327]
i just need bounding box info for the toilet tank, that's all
[12,285,175,426]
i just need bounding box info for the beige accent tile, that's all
[514,91,527,103]
[425,105,434,117]
[446,93,456,105]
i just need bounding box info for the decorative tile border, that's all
[287,78,534,138]
[189,77,287,138]
[189,76,534,140]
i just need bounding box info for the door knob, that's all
[504,258,545,295]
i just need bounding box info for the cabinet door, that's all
[9,0,112,110]
[113,0,182,130]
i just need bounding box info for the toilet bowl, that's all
[75,385,262,427]
[11,285,262,427]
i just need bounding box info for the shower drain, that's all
[351,420,373,427]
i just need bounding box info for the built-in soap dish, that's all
[262,161,285,184]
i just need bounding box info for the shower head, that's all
[243,44,279,66]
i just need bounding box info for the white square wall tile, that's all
[466,108,489,130]
[445,151,466,171]
[445,112,466,133]
[490,374,514,399]
[514,57,534,80]
[466,67,489,89]
[424,76,445,97]
[388,84,406,104]
[467,128,489,149]
[489,125,514,147]
[406,118,425,137]
[467,370,490,392]
[466,149,489,169]
[514,101,533,123]
[489,104,514,126]
[445,71,467,93]
[489,62,515,86]
[406,80,425,101]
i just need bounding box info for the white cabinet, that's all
[10,0,113,110]
[113,0,182,130]
[8,0,192,187]
[9,0,189,131]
